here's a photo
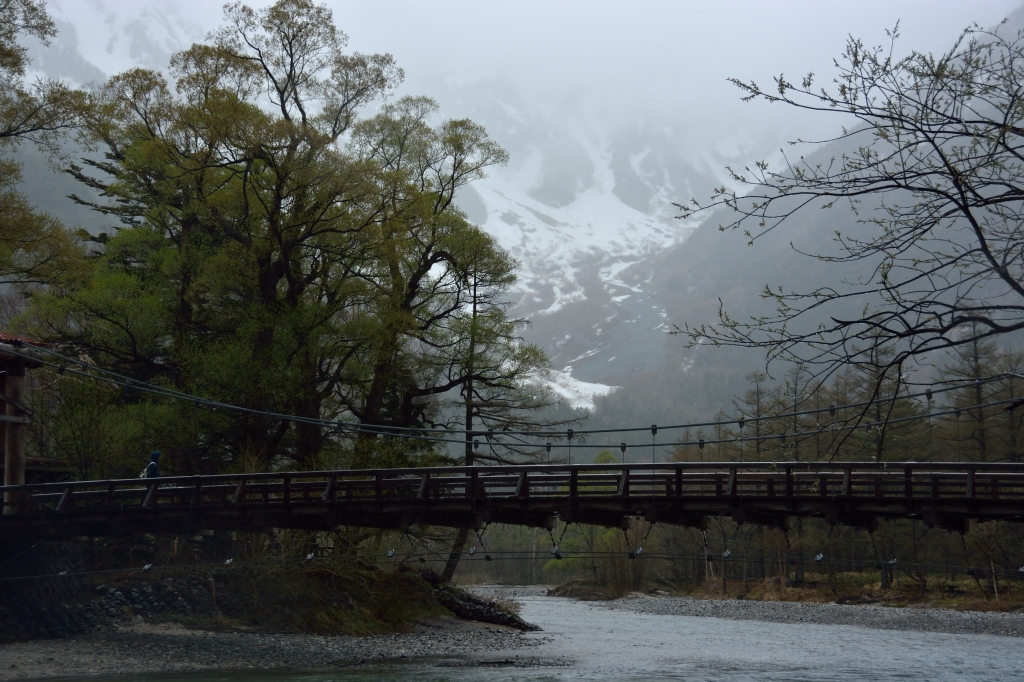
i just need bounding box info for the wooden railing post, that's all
[232,480,247,505]
[55,486,73,513]
[570,468,580,519]
[142,482,160,508]
[516,471,529,499]
[322,474,337,503]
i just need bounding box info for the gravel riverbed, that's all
[0,616,546,680]
[604,595,1024,637]
[5,587,1024,679]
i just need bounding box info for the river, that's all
[102,594,1024,681]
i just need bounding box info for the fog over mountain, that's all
[18,0,1024,420]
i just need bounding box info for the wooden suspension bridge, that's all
[2,461,1024,541]
[3,341,1024,543]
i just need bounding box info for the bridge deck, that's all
[2,462,1022,539]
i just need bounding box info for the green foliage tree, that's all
[0,0,87,288]
[0,0,85,147]
[21,0,552,475]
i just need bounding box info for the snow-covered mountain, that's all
[430,76,778,405]
[37,0,204,79]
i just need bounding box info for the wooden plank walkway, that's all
[2,461,1023,540]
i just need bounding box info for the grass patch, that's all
[219,562,447,635]
[658,573,1024,613]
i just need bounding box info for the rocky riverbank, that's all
[0,615,548,680]
[603,594,1024,637]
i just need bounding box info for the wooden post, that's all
[3,362,26,515]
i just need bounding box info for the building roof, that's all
[0,333,45,347]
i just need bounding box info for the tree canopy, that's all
[0,0,88,290]
[18,0,559,475]
[677,24,1024,388]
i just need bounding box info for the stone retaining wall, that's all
[0,540,91,640]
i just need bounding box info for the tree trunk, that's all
[440,527,470,583]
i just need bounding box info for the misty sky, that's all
[45,0,1024,156]
[335,0,1024,146]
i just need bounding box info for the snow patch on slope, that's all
[46,0,204,76]
[473,124,700,315]
[539,369,618,411]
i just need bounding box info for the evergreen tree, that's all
[731,371,772,461]
[991,352,1024,462]
[843,345,926,462]
[937,331,1001,462]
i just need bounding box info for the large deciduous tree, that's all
[24,0,551,472]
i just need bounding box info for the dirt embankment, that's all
[0,576,544,680]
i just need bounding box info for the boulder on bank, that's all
[434,585,540,631]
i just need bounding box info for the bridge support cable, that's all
[622,526,634,560]
[547,522,569,560]
[10,342,1024,462]
[635,521,655,557]
[814,524,836,564]
[471,527,492,561]
[8,340,1024,454]
[723,523,742,559]
[701,528,713,579]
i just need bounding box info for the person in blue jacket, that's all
[144,451,161,478]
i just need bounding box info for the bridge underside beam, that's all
[0,493,1017,541]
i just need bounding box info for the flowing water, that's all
[102,595,1024,681]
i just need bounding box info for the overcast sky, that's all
[329,0,1024,136]
[47,0,1024,153]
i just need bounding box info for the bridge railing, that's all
[3,461,1024,518]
